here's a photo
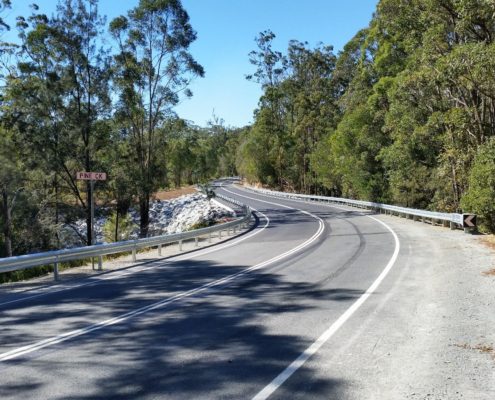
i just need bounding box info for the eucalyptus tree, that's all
[0,0,16,90]
[51,0,112,245]
[0,0,10,33]
[0,128,23,256]
[283,40,337,193]
[246,30,289,188]
[243,34,338,192]
[110,0,204,237]
[6,0,111,246]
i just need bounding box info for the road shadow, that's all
[0,256,361,399]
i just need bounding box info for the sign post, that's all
[76,172,107,269]
[90,180,95,245]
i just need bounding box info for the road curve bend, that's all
[1,183,492,399]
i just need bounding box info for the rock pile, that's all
[62,193,234,246]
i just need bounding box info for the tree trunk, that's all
[139,194,150,238]
[55,175,60,249]
[1,190,13,257]
[115,211,119,242]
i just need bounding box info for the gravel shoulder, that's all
[311,212,495,400]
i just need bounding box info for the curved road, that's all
[0,183,492,399]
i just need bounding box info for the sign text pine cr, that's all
[76,172,107,181]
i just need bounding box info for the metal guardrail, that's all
[245,186,475,231]
[0,193,252,280]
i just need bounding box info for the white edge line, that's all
[0,194,325,362]
[251,195,400,400]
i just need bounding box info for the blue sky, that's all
[3,0,378,127]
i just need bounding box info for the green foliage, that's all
[110,0,204,237]
[241,34,338,192]
[187,220,211,231]
[4,0,112,246]
[240,0,495,232]
[461,138,495,232]
[102,211,136,243]
[0,264,54,284]
[3,0,495,268]
[0,0,218,262]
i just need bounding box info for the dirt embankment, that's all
[153,186,197,201]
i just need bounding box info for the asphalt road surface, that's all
[0,183,493,399]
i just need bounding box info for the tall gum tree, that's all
[6,0,111,246]
[110,0,204,237]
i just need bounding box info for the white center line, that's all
[0,195,325,362]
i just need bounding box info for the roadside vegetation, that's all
[1,0,495,266]
[237,0,495,233]
[0,0,240,258]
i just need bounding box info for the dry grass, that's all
[455,343,495,359]
[480,235,495,251]
[153,186,197,201]
[482,268,495,277]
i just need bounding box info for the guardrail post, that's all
[158,244,162,256]
[132,246,137,262]
[208,232,212,243]
[53,257,59,281]
[179,240,183,251]
[98,256,103,271]
[219,230,222,239]
[450,221,456,230]
[195,237,199,247]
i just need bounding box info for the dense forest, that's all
[238,0,495,233]
[1,0,495,259]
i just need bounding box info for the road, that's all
[0,183,493,399]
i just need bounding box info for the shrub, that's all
[461,137,495,232]
[103,212,136,243]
